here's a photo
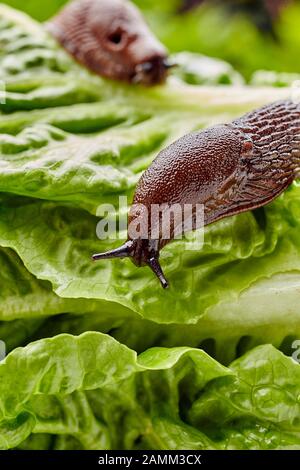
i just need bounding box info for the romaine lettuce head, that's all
[0,4,299,451]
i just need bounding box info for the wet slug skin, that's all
[47,0,170,85]
[93,100,300,288]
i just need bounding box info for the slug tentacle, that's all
[47,0,169,85]
[93,99,300,288]
[92,241,133,260]
[148,257,169,289]
[93,238,168,287]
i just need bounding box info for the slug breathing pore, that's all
[93,100,300,288]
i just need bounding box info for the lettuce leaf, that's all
[170,52,245,86]
[0,332,227,449]
[0,333,298,450]
[0,244,131,323]
[189,345,300,449]
[0,186,300,329]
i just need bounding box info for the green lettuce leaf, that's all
[0,317,44,353]
[0,184,300,329]
[0,245,82,321]
[170,52,245,85]
[0,332,228,449]
[189,345,300,449]
[0,333,298,450]
[0,244,130,322]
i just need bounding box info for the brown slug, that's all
[93,100,300,288]
[47,0,170,85]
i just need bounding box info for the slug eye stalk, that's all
[92,241,133,260]
[147,257,169,289]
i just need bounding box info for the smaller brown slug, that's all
[47,0,170,85]
[93,100,300,288]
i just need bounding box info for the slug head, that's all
[92,239,168,289]
[48,0,169,85]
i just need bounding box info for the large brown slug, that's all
[93,100,300,288]
[47,0,169,85]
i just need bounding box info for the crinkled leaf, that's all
[0,187,300,327]
[0,334,298,450]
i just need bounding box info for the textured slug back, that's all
[133,125,244,209]
[47,0,111,75]
[47,0,89,50]
[220,100,300,217]
[235,100,300,177]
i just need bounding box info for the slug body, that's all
[93,100,300,288]
[47,0,169,85]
